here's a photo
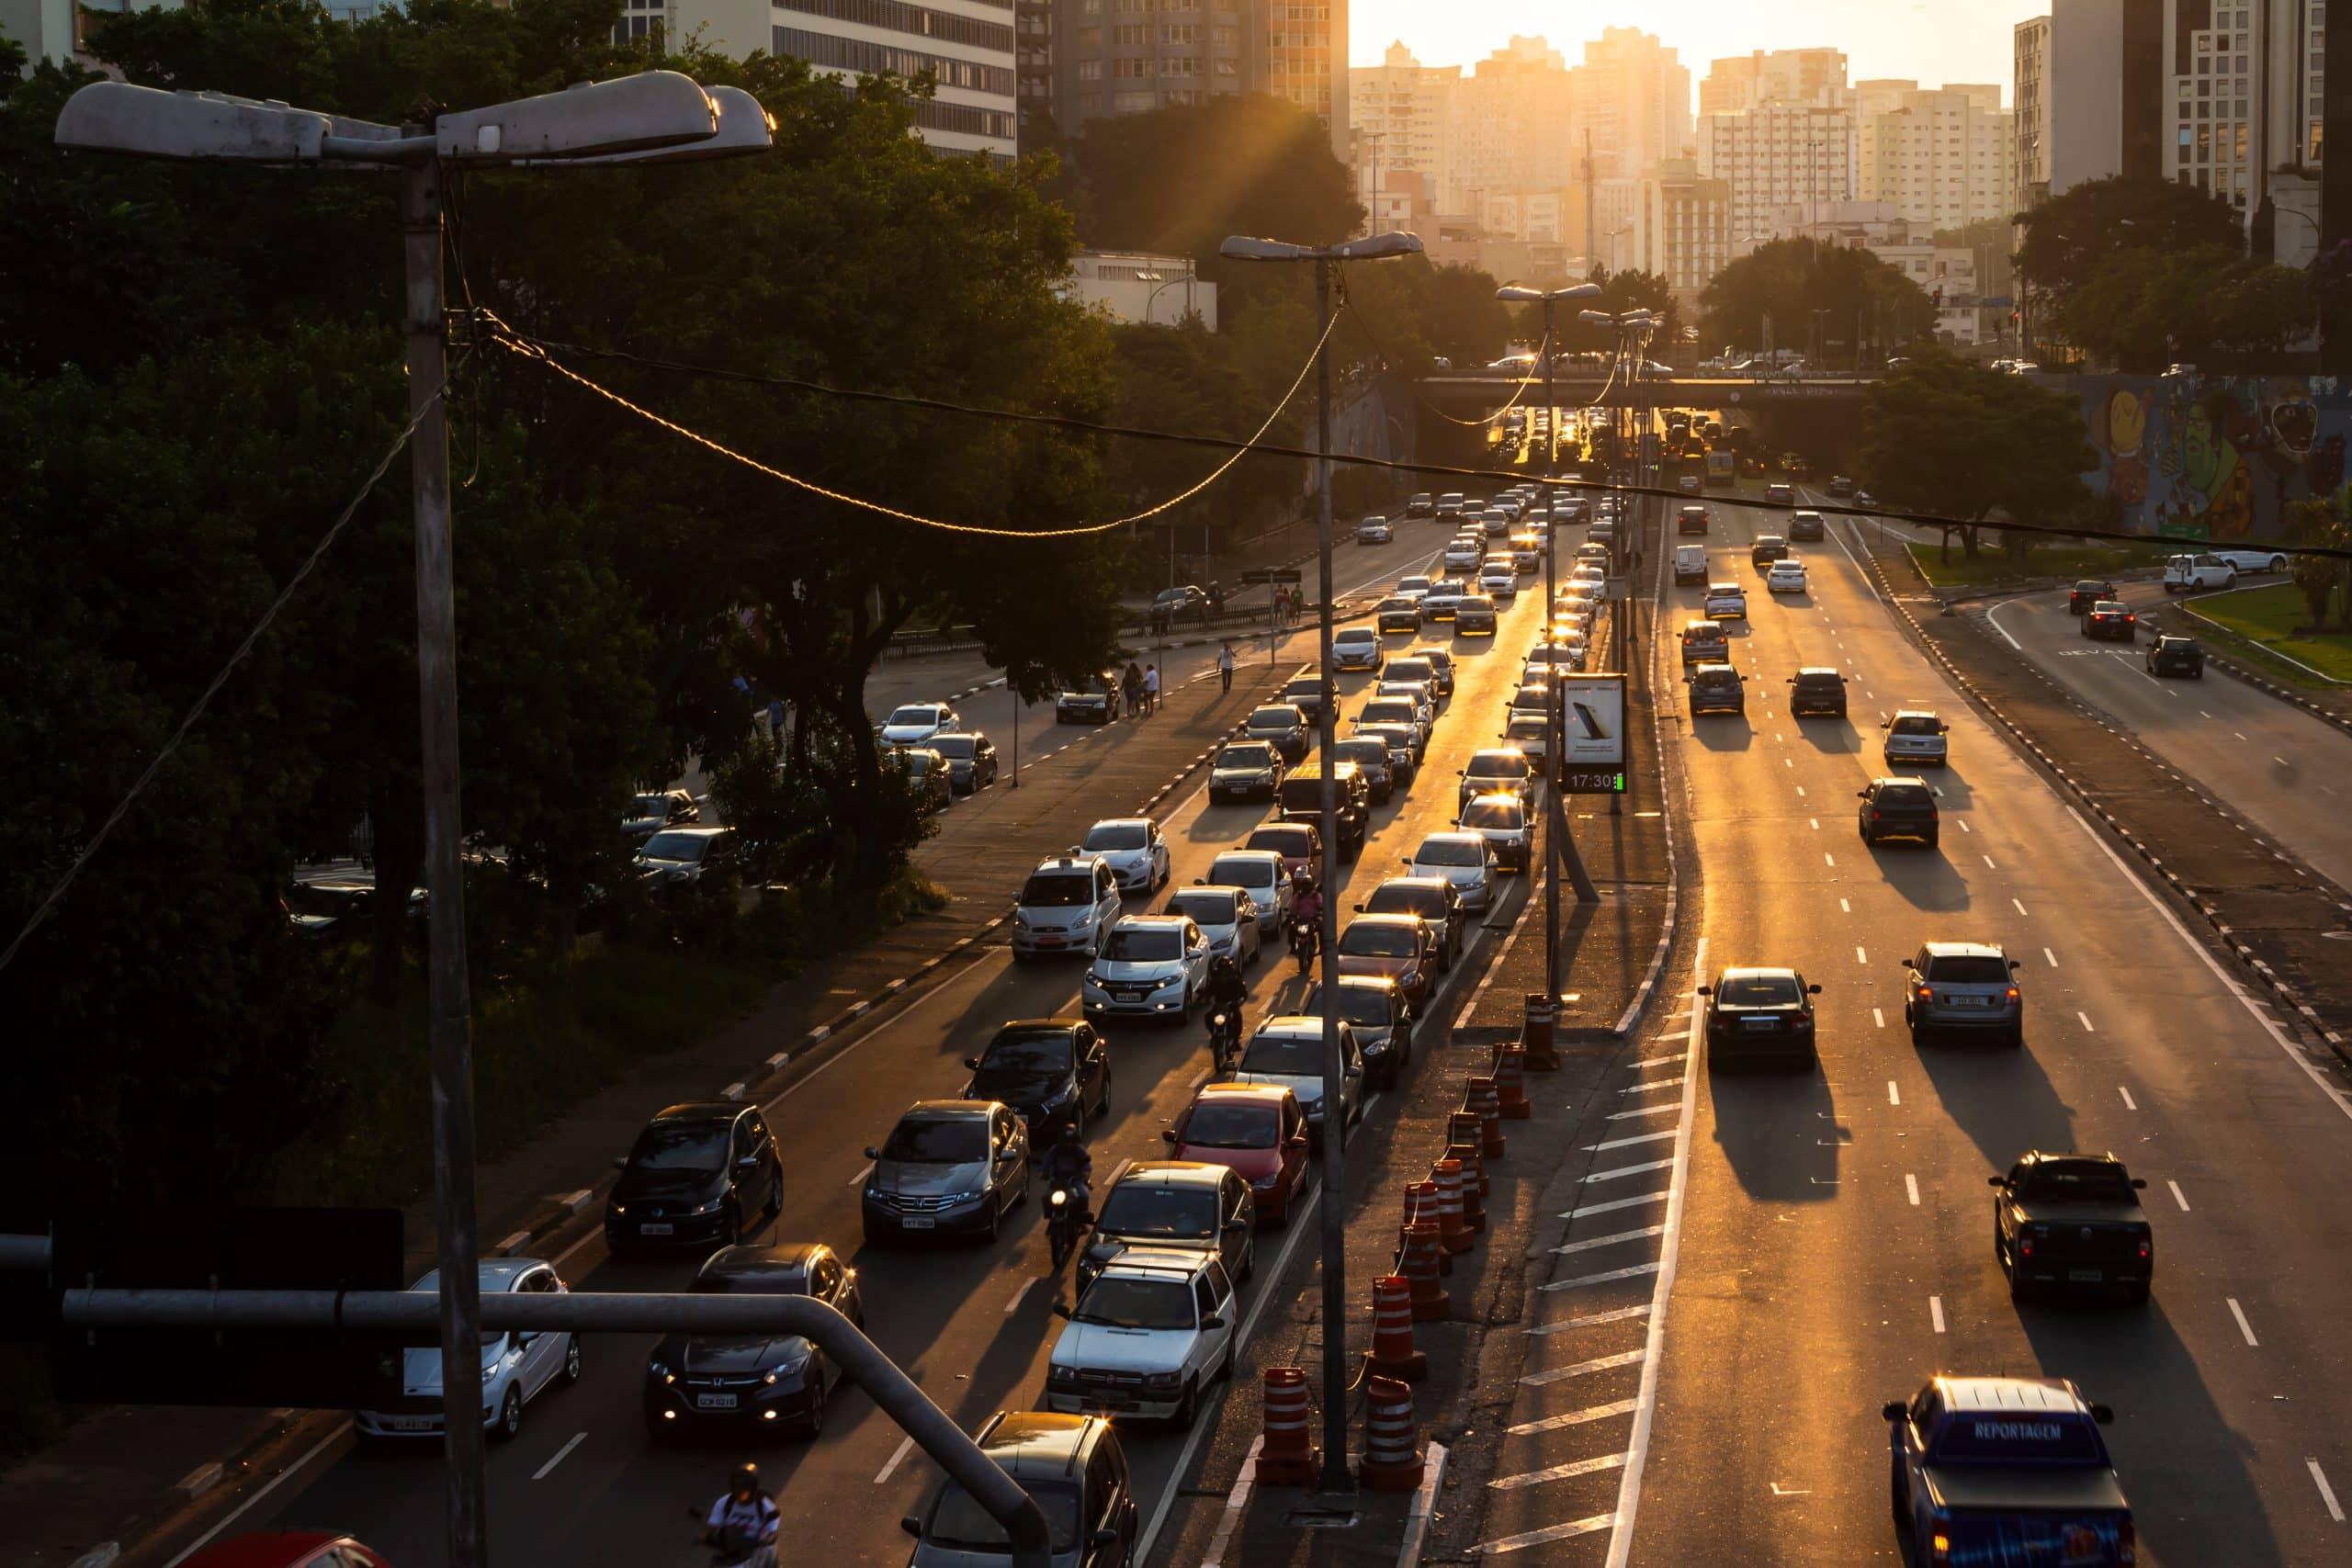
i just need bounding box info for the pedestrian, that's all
[1143,663,1160,715]
[1272,584,1289,626]
[1216,641,1235,694]
[1122,660,1144,717]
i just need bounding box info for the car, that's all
[1507,680,1552,719]
[1355,515,1394,545]
[878,702,960,745]
[635,825,740,893]
[1055,672,1123,724]
[1012,853,1124,959]
[1766,559,1807,594]
[1687,662,1745,716]
[1406,492,1435,516]
[1200,850,1293,936]
[1882,1378,2132,1568]
[1455,791,1533,873]
[1853,488,1876,508]
[1275,762,1370,859]
[1826,475,1855,497]
[2161,552,2237,592]
[1882,709,1949,768]
[1412,645,1457,695]
[1161,1082,1312,1227]
[1404,830,1498,911]
[1080,1160,1255,1294]
[1228,1015,1365,1143]
[1435,491,1466,519]
[1334,912,1436,1008]
[1207,740,1285,806]
[1453,592,1499,636]
[1702,581,1747,620]
[622,788,699,843]
[1355,695,1428,757]
[1672,544,1709,585]
[642,1243,863,1439]
[963,1019,1114,1142]
[902,1411,1136,1568]
[2081,600,2136,641]
[1354,874,1467,970]
[1164,884,1263,969]
[1045,1247,1237,1428]
[1246,820,1321,884]
[1989,1152,2153,1303]
[1787,667,1848,716]
[888,746,954,815]
[1523,641,1583,682]
[862,1100,1030,1245]
[1279,671,1332,722]
[1082,915,1211,1024]
[1329,736,1395,803]
[1481,508,1513,536]
[1375,596,1424,636]
[1509,537,1541,573]
[1676,503,1710,535]
[1749,534,1788,566]
[181,1535,390,1568]
[1574,541,1611,569]
[1383,655,1442,705]
[1765,481,1794,506]
[2145,634,2204,678]
[1303,976,1415,1089]
[927,731,999,794]
[2067,579,2115,616]
[1679,619,1729,666]
[1152,583,1212,625]
[1477,565,1518,601]
[1677,474,1702,494]
[1697,965,1820,1070]
[2210,547,2289,574]
[1080,817,1170,892]
[1395,574,1436,606]
[1457,748,1535,812]
[1498,711,1551,771]
[1246,703,1311,762]
[604,1101,784,1255]
[1356,723,1421,789]
[1787,510,1825,541]
[1442,539,1484,571]
[1858,775,1939,848]
[1902,941,2022,1046]
[1332,626,1385,671]
[1419,578,1468,620]
[355,1258,580,1441]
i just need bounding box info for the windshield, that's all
[881,1117,986,1163]
[1460,799,1524,829]
[1095,1184,1219,1241]
[1340,923,1419,958]
[1207,857,1275,889]
[1415,838,1483,868]
[1925,955,2010,984]
[1218,743,1276,770]
[1238,1034,1322,1077]
[1181,1101,1279,1149]
[639,832,710,863]
[1167,891,1238,927]
[886,705,939,727]
[1020,874,1093,908]
[1102,928,1182,962]
[1467,754,1527,779]
[1335,740,1387,769]
[1071,1276,1194,1330]
[2014,1160,2137,1204]
[1083,823,1148,852]
[931,736,975,759]
[924,1481,1082,1554]
[1718,974,1802,1007]
[976,1030,1074,1075]
[627,1121,729,1174]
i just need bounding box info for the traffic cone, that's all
[1430,1158,1474,1254]
[1357,1375,1424,1492]
[1522,991,1562,1071]
[1448,1112,1490,1197]
[1403,1179,1453,1275]
[1447,1133,1488,1234]
[1368,1275,1428,1382]
[1491,1042,1534,1119]
[1256,1366,1318,1485]
[1467,1076,1507,1157]
[1400,1217,1449,1320]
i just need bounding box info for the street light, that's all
[54,71,766,1568]
[1218,227,1423,1495]
[1495,282,1601,1003]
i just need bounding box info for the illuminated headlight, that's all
[689,1198,723,1215]
[650,1361,675,1384]
[610,1204,628,1217]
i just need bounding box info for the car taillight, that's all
[1871,810,1883,820]
[1917,986,1932,1001]
[2006,987,2019,1000]
[1929,1531,1951,1565]
[2119,1519,2135,1563]
[2019,1236,2034,1257]
[2138,1238,2151,1260]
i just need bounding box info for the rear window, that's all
[1924,954,2009,984]
[1795,671,1842,689]
[1683,623,1724,642]
[1249,826,1314,855]
[1876,784,1932,807]
[1693,669,1739,689]
[1362,700,1415,724]
[1095,1183,1218,1242]
[1890,716,1941,736]
[1718,974,1802,1006]
[1335,739,1387,768]
[1251,707,1302,728]
[1206,856,1276,889]
[1466,753,1528,778]
[2012,1159,2136,1203]
[1931,1416,2102,1465]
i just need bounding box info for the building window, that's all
[775,26,1018,96]
[774,0,1013,53]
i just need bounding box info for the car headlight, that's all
[947,1190,984,1204]
[649,1360,674,1384]
[689,1197,723,1216]
[1049,1364,1083,1389]
[1143,1371,1182,1392]
[1071,909,1095,928]
[1252,1173,1279,1190]
[609,1204,628,1217]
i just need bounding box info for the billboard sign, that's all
[1555,672,1627,794]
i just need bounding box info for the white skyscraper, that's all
[1699,102,1860,243]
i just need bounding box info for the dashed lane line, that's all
[1583,1158,1678,1183]
[2118,1085,2136,1110]
[1475,1513,1620,1554]
[1539,1261,1665,1293]
[1905,1174,1921,1206]
[2227,1297,2259,1347]
[2308,1460,2346,1523]
[1528,1303,1653,1337]
[2168,1180,2191,1213]
[1929,1296,1946,1334]
[1564,1190,1671,1220]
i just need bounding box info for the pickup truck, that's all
[1990,1151,2152,1303]
[1884,1376,2135,1567]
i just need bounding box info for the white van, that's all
[1673,545,1708,585]
[2162,553,2237,593]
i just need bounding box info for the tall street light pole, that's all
[55,74,771,1568]
[1496,282,1600,1001]
[1220,229,1423,1495]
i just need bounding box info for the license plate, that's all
[1036,935,1063,947]
[902,1216,936,1230]
[1951,996,1988,1008]
[639,1222,673,1236]
[695,1392,741,1410]
[387,1416,435,1432]
[2068,1269,2103,1283]
[1742,1018,1780,1032]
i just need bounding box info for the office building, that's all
[1631,158,1731,300]
[1568,26,1693,181]
[1861,85,2015,232]
[1699,101,1859,243]
[2040,0,2165,193]
[1063,251,1219,328]
[2014,17,2052,209]
[1349,41,1458,215]
[1051,0,1347,159]
[2160,0,2326,256]
[1699,48,1849,114]
[1448,34,1577,203]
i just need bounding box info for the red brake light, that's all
[2006,987,2019,1001]
[2019,1236,2034,1256]
[1917,985,1932,1000]
[2138,1239,2151,1259]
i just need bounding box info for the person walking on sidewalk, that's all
[1143,663,1160,716]
[1122,660,1144,718]
[1216,641,1234,694]
[1272,584,1289,627]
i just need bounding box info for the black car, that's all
[1208,740,1285,805]
[1787,511,1826,542]
[1698,966,1820,1070]
[1750,534,1789,566]
[961,1020,1113,1145]
[1056,675,1123,725]
[1990,1152,2154,1304]
[2068,579,2117,616]
[1687,662,1745,716]
[2082,600,2137,641]
[605,1102,784,1254]
[1826,475,1856,497]
[1787,667,1848,716]
[642,1243,863,1438]
[927,731,999,794]
[1355,874,1467,970]
[2146,634,2204,678]
[1302,976,1415,1089]
[1376,596,1423,636]
[1858,776,1939,848]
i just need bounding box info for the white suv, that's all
[1012,853,1123,959]
[1083,915,1211,1022]
[1045,1247,1238,1427]
[2162,553,2238,593]
[1080,818,1170,892]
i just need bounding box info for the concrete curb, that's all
[1855,534,2352,1068]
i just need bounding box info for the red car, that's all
[183,1534,389,1568]
[1160,1083,1311,1228]
[1334,914,1433,1009]
[1245,821,1321,884]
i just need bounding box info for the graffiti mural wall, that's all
[2072,374,2348,541]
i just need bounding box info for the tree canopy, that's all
[2055,244,2315,370]
[1697,239,1939,364]
[1856,351,2097,556]
[2014,175,2245,306]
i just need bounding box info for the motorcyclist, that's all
[1205,953,1248,1067]
[1291,875,1324,942]
[705,1462,780,1562]
[1042,1126,1093,1226]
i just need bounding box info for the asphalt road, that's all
[237,519,1573,1565]
[1622,498,2352,1564]
[1982,579,2352,895]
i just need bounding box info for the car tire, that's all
[724,1200,743,1247]
[982,1195,1001,1246]
[560,1334,582,1388]
[1097,1071,1113,1117]
[1170,1377,1200,1431]
[802,1375,828,1438]
[492,1385,524,1444]
[2007,1024,2024,1049]
[2126,1281,2151,1307]
[1924,830,1939,850]
[1908,1024,1925,1049]
[2191,668,2204,680]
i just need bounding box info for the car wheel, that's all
[2007,1024,2024,1050]
[803,1375,828,1438]
[2191,667,2204,680]
[1925,830,1939,849]
[1070,1101,1087,1145]
[1097,1071,1113,1116]
[724,1200,744,1246]
[982,1195,1001,1245]
[1170,1377,1200,1431]
[1890,1459,1910,1533]
[492,1385,523,1443]
[560,1334,582,1387]
[2126,1281,2151,1307]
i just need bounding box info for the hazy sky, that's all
[1349,1,2052,104]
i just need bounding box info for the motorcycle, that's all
[1291,919,1319,977]
[1208,1009,1242,1075]
[1046,1187,1088,1272]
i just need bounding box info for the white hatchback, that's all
[1403,830,1498,911]
[1703,581,1747,619]
[355,1258,578,1441]
[879,703,960,745]
[1045,1247,1238,1427]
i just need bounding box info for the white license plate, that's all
[695,1393,739,1410]
[639,1222,673,1236]
[1742,1018,1780,1032]
[2068,1269,2104,1283]
[902,1216,936,1230]
[1036,935,1063,947]
[387,1416,435,1432]
[1951,996,1989,1008]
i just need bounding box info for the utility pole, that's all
[1584,131,1597,279]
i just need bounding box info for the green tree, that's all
[1857,351,2096,558]
[2015,175,2244,309]
[1698,239,1938,365]
[2284,496,2350,626]
[2058,244,2316,368]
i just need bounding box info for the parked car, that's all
[901,1412,1136,1568]
[622,788,699,843]
[1696,965,1820,1071]
[927,731,999,794]
[1882,1378,2133,1568]
[888,747,953,815]
[2145,634,2204,678]
[635,826,741,895]
[862,1100,1030,1245]
[878,702,961,745]
[1902,942,2021,1046]
[354,1258,580,1442]
[962,1019,1114,1144]
[1858,776,1940,848]
[1160,1082,1312,1227]
[641,1243,863,1439]
[604,1101,783,1255]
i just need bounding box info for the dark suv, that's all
[1277,761,1371,859]
[1858,777,1939,849]
[2146,634,2204,678]
[1749,534,1788,566]
[2068,579,2116,616]
[1787,667,1848,716]
[1688,663,1746,716]
[903,1411,1136,1568]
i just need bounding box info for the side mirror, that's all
[1050,1303,1072,1320]
[1881,1401,1905,1422]
[1287,1135,1311,1151]
[736,1154,759,1169]
[1806,984,1822,995]
[863,1146,882,1162]
[1225,1218,1250,1235]
[1160,1128,1180,1145]
[901,1516,924,1540]
[2089,1404,2115,1426]
[1199,1314,1226,1330]
[611,1156,628,1170]
[1986,1175,2007,1189]
[1694,984,1712,996]
[1092,1529,1121,1551]
[2131,1178,2148,1190]
[2008,959,2021,970]
[962,1056,979,1070]
[1856,789,1870,800]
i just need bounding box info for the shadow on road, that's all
[1704,1046,1844,1202]
[1689,715,1754,752]
[1862,841,1976,912]
[1913,1030,2076,1170]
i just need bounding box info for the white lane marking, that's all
[1521,1351,1650,1391]
[1827,517,1884,602]
[1509,1397,1643,1435]
[1489,1450,1633,1491]
[1824,852,1836,867]
[1530,1303,1652,1336]
[1629,1053,1687,1072]
[1957,818,1973,833]
[875,1434,917,1485]
[1476,1513,1620,1554]
[2044,946,2058,966]
[1929,1296,1946,1335]
[1984,602,2024,649]
[1541,1261,1664,1292]
[532,1431,588,1482]
[2168,1179,2190,1213]
[1840,898,1850,912]
[2013,897,2030,918]
[1003,1278,1038,1315]
[1873,1008,1885,1029]
[849,1163,873,1189]
[1586,1129,1679,1153]
[2227,1297,2259,1347]
[1621,1077,1684,1095]
[1606,1102,1682,1122]
[1587,1158,1676,1183]
[2309,1459,2346,1523]
[1983,853,1998,870]
[1905,1174,1921,1206]
[2201,709,2216,719]
[1555,1225,1668,1256]
[1856,945,1868,964]
[2079,1010,2098,1033]
[2234,730,2249,741]
[1809,818,1819,830]
[2275,755,2290,768]
[1198,1438,1261,1568]
[2118,1085,2136,1111]
[1565,1191,1671,1220]
[1795,785,1807,798]
[1888,1079,1900,1105]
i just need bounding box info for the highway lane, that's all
[249,524,1574,1565]
[1624,498,2352,1565]
[1982,580,2352,895]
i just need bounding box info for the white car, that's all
[1479,565,1519,600]
[1703,581,1747,619]
[1044,1247,1238,1427]
[1498,711,1550,768]
[356,1258,579,1441]
[1332,626,1385,672]
[1570,562,1608,590]
[2210,547,2289,574]
[879,703,960,745]
[1012,853,1123,959]
[1883,709,1950,768]
[1201,849,1293,935]
[2162,553,2237,593]
[1767,559,1808,593]
[1442,540,1484,571]
[1404,830,1499,911]
[1080,817,1170,892]
[1229,1015,1364,1138]
[1420,579,1469,620]
[1394,575,1434,604]
[1083,915,1211,1023]
[1375,682,1437,732]
[1355,515,1393,544]
[1164,885,1261,967]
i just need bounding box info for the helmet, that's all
[731,1461,760,1497]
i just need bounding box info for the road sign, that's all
[1239,569,1304,585]
[1555,672,1627,793]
